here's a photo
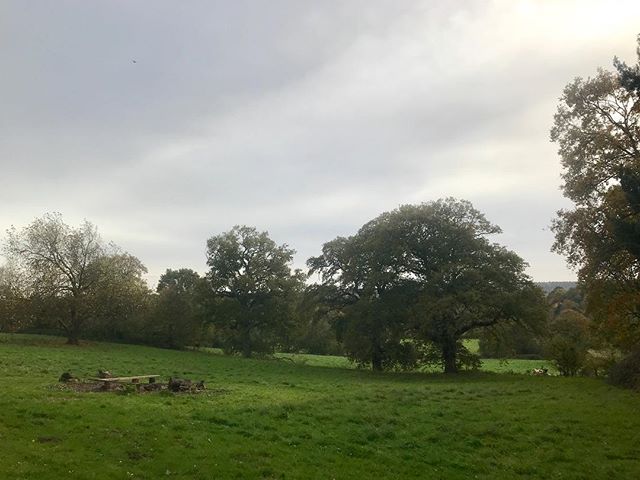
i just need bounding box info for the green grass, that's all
[273,338,554,375]
[464,338,480,353]
[272,352,553,374]
[1,334,638,479]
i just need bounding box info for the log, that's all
[168,377,192,392]
[88,375,160,383]
[59,372,77,382]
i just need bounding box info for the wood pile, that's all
[57,372,206,394]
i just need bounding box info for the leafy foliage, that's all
[545,310,591,376]
[478,323,543,359]
[145,268,207,349]
[551,37,640,351]
[206,226,305,357]
[388,201,545,372]
[614,34,640,95]
[286,285,343,355]
[308,228,421,370]
[310,199,545,372]
[3,214,148,343]
[0,261,31,332]
[608,347,640,390]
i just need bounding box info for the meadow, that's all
[273,339,555,375]
[1,334,639,479]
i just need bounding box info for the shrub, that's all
[607,349,640,390]
[545,310,590,376]
[546,336,587,376]
[420,342,481,372]
[580,350,617,377]
[478,324,543,358]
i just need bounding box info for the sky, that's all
[1,0,639,287]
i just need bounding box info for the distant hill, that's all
[536,281,578,294]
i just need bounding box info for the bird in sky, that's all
[132,59,137,64]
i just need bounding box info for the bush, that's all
[544,310,590,376]
[288,316,342,356]
[607,349,640,390]
[580,350,617,377]
[546,336,587,376]
[479,324,543,358]
[420,342,481,372]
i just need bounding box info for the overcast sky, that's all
[1,1,639,286]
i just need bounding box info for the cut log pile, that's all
[168,377,206,392]
[59,372,78,382]
[58,371,205,394]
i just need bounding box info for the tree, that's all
[3,213,147,344]
[0,261,31,332]
[157,268,202,294]
[614,34,640,95]
[545,309,591,377]
[308,232,421,371]
[286,285,343,356]
[205,226,305,357]
[149,268,206,349]
[88,253,150,342]
[551,35,640,350]
[478,323,543,359]
[372,200,545,373]
[310,199,545,373]
[338,285,421,371]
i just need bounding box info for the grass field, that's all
[272,339,555,375]
[1,334,638,479]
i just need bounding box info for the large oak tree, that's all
[310,199,544,373]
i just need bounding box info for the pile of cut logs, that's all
[58,371,206,393]
[168,377,206,392]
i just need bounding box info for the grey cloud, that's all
[2,0,639,287]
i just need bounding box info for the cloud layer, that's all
[2,0,639,286]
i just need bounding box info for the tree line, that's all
[0,200,546,374]
[1,36,639,383]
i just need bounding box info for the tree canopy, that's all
[149,268,206,349]
[310,199,545,372]
[3,213,147,344]
[551,35,640,349]
[206,226,305,357]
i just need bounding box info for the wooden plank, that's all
[88,375,160,383]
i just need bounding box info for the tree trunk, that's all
[65,305,81,345]
[442,338,458,374]
[371,344,384,372]
[240,328,252,358]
